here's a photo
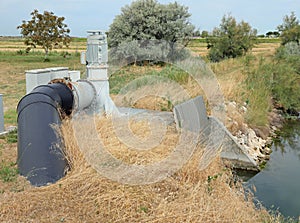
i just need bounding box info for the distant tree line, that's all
[17,1,300,63]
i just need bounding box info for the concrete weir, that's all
[173,96,259,171]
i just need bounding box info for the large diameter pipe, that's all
[17,83,73,186]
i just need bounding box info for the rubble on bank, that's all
[225,101,284,167]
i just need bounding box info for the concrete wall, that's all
[173,96,259,171]
[26,67,80,93]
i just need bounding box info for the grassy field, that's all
[0,37,289,222]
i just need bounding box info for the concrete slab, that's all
[117,107,174,125]
[173,96,209,134]
[209,117,259,171]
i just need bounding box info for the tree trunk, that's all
[44,48,49,61]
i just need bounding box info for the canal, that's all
[246,120,300,219]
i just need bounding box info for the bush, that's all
[108,0,194,64]
[282,41,300,55]
[207,15,257,62]
[277,12,300,45]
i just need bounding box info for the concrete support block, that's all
[26,67,81,94]
[173,96,209,133]
[68,71,81,82]
[26,69,52,93]
[50,67,69,79]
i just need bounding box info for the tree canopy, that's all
[277,12,300,45]
[108,0,195,49]
[17,9,71,58]
[206,15,257,62]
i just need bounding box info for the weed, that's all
[139,206,149,213]
[0,162,18,182]
[242,57,273,127]
[5,129,17,144]
[207,173,223,194]
[259,161,267,169]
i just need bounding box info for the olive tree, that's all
[17,9,71,58]
[277,12,300,45]
[108,0,194,63]
[207,15,257,62]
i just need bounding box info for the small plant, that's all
[16,50,25,55]
[0,162,18,182]
[139,206,149,213]
[60,51,71,58]
[207,173,223,194]
[6,129,18,144]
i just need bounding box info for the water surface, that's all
[247,121,300,219]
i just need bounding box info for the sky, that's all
[0,0,299,37]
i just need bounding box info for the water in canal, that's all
[246,120,300,219]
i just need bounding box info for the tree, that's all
[17,9,71,58]
[201,30,209,38]
[193,29,201,37]
[277,12,300,45]
[206,14,257,62]
[108,0,194,50]
[265,31,279,38]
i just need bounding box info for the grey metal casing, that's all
[86,30,108,65]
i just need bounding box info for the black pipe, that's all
[17,83,73,186]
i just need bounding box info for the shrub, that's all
[207,14,257,62]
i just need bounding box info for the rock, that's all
[240,106,247,113]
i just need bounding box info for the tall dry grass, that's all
[0,116,272,222]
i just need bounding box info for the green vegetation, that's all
[108,0,194,48]
[17,9,71,59]
[206,14,257,62]
[277,12,300,45]
[4,109,17,125]
[238,45,300,127]
[243,57,273,126]
[5,130,17,144]
[255,38,281,44]
[108,0,194,64]
[110,65,189,94]
[0,162,18,182]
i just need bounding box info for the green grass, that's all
[255,38,281,44]
[110,65,189,94]
[243,57,273,126]
[4,109,17,126]
[5,129,17,144]
[0,50,84,66]
[0,162,18,182]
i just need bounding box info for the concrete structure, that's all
[26,67,80,93]
[173,96,209,133]
[173,96,259,171]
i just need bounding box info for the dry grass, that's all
[0,116,272,222]
[0,37,86,52]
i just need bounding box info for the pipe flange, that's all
[72,79,98,113]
